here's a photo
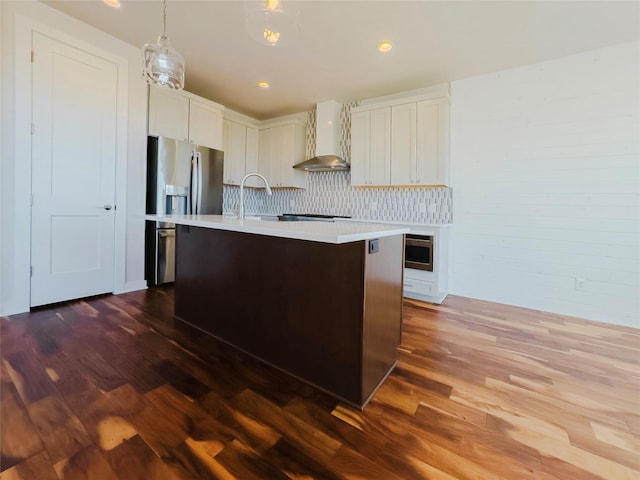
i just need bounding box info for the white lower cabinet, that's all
[403,225,450,304]
[403,276,435,297]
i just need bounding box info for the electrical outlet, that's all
[259,200,264,206]
[418,203,426,213]
[290,200,296,208]
[371,202,378,211]
[428,203,437,214]
[575,277,586,291]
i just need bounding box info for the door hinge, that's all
[31,51,34,63]
[31,123,35,135]
[31,194,34,206]
[30,266,33,277]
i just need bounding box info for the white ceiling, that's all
[43,0,639,120]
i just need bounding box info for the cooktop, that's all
[277,213,352,222]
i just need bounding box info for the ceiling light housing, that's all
[245,0,299,47]
[142,0,185,90]
[378,41,393,53]
[258,81,270,88]
[103,0,121,7]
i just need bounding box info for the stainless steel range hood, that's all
[293,154,349,171]
[294,100,350,171]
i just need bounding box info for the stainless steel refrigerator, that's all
[145,136,224,285]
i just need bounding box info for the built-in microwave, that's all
[405,234,433,272]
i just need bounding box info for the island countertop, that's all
[146,214,409,244]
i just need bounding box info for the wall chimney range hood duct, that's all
[294,100,350,171]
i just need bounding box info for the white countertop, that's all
[147,214,409,244]
[336,218,451,235]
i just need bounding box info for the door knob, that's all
[103,205,113,210]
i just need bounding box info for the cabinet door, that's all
[222,119,246,185]
[277,124,306,188]
[288,123,307,188]
[269,126,286,187]
[369,107,391,186]
[258,128,273,187]
[258,124,306,189]
[189,99,223,150]
[245,126,260,187]
[390,103,417,186]
[350,110,370,186]
[148,87,189,141]
[417,99,449,185]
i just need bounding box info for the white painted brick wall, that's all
[450,41,640,328]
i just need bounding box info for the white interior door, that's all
[30,32,118,307]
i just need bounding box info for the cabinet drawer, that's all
[404,278,435,296]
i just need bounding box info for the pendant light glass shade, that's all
[245,0,299,47]
[142,0,185,90]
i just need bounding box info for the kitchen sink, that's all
[227,214,280,222]
[245,215,279,221]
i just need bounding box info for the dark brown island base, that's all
[173,225,405,409]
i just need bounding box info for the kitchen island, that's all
[146,214,408,408]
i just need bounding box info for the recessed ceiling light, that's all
[258,81,270,89]
[378,41,393,53]
[103,0,121,7]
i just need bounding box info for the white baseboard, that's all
[403,291,448,305]
[116,280,148,295]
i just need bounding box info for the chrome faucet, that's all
[238,172,272,219]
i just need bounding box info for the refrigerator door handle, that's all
[196,151,203,215]
[190,151,199,214]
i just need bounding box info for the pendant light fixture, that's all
[142,0,185,90]
[245,0,299,47]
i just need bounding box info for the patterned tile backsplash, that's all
[222,102,453,224]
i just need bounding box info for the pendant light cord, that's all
[162,0,167,37]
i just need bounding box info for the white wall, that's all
[0,1,148,316]
[450,41,640,328]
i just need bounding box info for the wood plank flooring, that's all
[1,287,638,479]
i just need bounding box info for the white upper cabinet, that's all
[415,98,449,186]
[148,87,189,142]
[390,103,416,185]
[223,118,247,185]
[351,88,450,187]
[188,98,224,150]
[148,86,224,150]
[351,107,391,186]
[223,111,261,187]
[370,108,392,185]
[350,110,370,186]
[258,118,306,189]
[245,127,259,182]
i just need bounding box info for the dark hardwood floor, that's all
[1,287,638,479]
